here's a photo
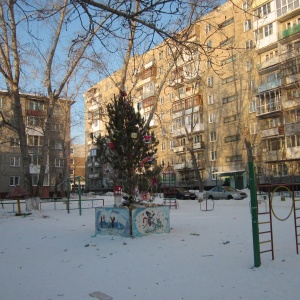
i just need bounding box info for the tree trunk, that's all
[11,89,33,195]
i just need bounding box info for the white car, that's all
[204,186,247,200]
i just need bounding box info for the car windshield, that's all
[223,186,237,192]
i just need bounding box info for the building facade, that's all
[0,91,72,197]
[84,0,300,191]
[70,144,86,192]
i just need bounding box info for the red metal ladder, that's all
[257,195,274,260]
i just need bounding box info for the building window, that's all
[223,95,237,104]
[242,1,250,11]
[206,40,212,51]
[207,76,213,87]
[226,155,242,162]
[212,169,218,180]
[55,158,64,167]
[219,36,235,48]
[53,123,62,131]
[248,80,255,91]
[10,138,20,147]
[255,23,273,40]
[27,116,43,127]
[55,140,63,150]
[70,148,74,154]
[31,174,49,186]
[210,150,217,161]
[70,158,74,164]
[9,176,20,186]
[205,24,211,34]
[29,101,44,111]
[222,75,235,84]
[161,142,166,151]
[224,135,240,143]
[224,114,240,123]
[246,61,252,71]
[209,113,216,123]
[170,140,175,149]
[159,51,163,60]
[208,94,214,105]
[245,40,253,50]
[221,55,236,65]
[207,58,212,68]
[28,135,43,146]
[193,135,202,143]
[286,134,300,148]
[255,2,271,17]
[250,123,257,134]
[30,154,40,165]
[210,131,216,142]
[249,100,257,113]
[219,17,234,28]
[244,20,252,32]
[160,97,164,105]
[10,157,20,167]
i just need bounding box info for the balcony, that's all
[258,78,281,93]
[183,72,200,83]
[257,56,280,74]
[256,100,281,116]
[27,109,44,116]
[143,90,155,100]
[173,146,185,153]
[173,163,185,170]
[172,123,204,137]
[261,126,284,138]
[283,75,299,86]
[193,142,205,150]
[279,23,300,40]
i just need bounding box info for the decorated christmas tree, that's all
[96,93,160,203]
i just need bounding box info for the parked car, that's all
[164,188,197,200]
[204,186,247,200]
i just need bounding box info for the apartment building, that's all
[70,144,86,191]
[84,0,300,191]
[0,90,72,197]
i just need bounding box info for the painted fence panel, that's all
[131,206,170,237]
[95,207,131,237]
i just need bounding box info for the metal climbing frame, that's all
[257,183,300,260]
[256,191,274,260]
[293,191,300,254]
[162,164,179,209]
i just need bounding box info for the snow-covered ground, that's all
[1,191,300,300]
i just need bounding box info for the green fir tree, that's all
[96,94,161,199]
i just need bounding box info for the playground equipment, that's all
[162,164,179,209]
[256,183,300,261]
[200,198,215,211]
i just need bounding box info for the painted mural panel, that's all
[132,206,170,237]
[95,207,130,237]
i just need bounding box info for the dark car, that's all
[164,188,197,200]
[204,186,247,200]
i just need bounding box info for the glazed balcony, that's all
[279,23,300,40]
[257,78,281,93]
